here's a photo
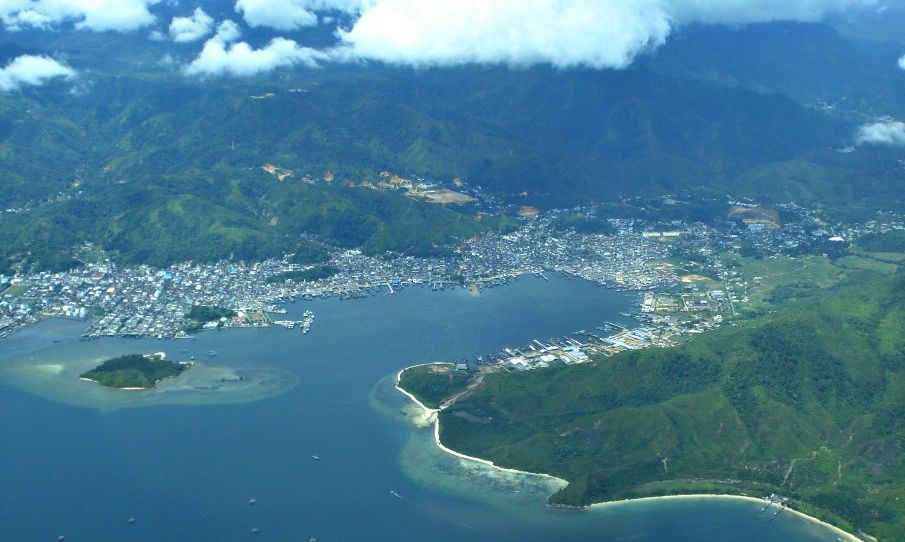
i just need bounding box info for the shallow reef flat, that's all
[0,324,296,411]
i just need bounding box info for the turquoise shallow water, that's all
[0,276,849,541]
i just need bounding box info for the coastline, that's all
[592,494,863,542]
[395,364,568,487]
[395,367,866,542]
[394,365,441,414]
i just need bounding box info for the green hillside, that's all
[0,165,482,273]
[413,274,905,540]
[1,23,904,271]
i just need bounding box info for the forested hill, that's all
[1,21,904,271]
[431,273,905,540]
[0,60,874,209]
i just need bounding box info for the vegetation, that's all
[551,213,616,235]
[400,274,905,540]
[267,265,339,284]
[858,230,905,254]
[186,306,236,323]
[398,364,473,409]
[0,171,485,274]
[3,25,905,272]
[80,354,188,389]
[290,243,331,265]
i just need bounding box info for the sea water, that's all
[0,276,847,541]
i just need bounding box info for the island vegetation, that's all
[398,364,474,409]
[80,353,190,390]
[399,273,905,541]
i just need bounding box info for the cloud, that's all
[214,19,243,43]
[234,0,365,30]
[176,0,875,78]
[899,54,905,70]
[1,0,158,32]
[856,119,905,147]
[184,36,324,77]
[0,54,75,91]
[235,0,315,30]
[330,0,876,69]
[169,7,214,43]
[335,0,671,69]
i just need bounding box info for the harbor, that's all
[1,201,896,343]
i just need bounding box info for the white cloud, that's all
[184,36,324,77]
[0,54,75,91]
[1,0,158,32]
[235,0,316,30]
[214,19,242,43]
[169,7,214,43]
[899,54,905,70]
[856,119,905,147]
[335,0,671,69]
[330,0,875,69]
[234,0,365,29]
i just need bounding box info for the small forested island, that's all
[398,363,474,409]
[398,274,905,541]
[80,353,191,390]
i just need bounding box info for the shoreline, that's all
[394,364,441,414]
[592,494,862,542]
[395,368,866,542]
[395,363,568,487]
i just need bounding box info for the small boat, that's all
[390,490,403,499]
[311,455,320,461]
[248,498,257,506]
[128,517,136,525]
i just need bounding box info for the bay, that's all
[0,276,848,541]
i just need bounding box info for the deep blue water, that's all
[0,276,848,541]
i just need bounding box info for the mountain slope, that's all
[2,22,904,270]
[426,274,905,540]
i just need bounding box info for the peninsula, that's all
[80,353,191,390]
[398,274,905,541]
